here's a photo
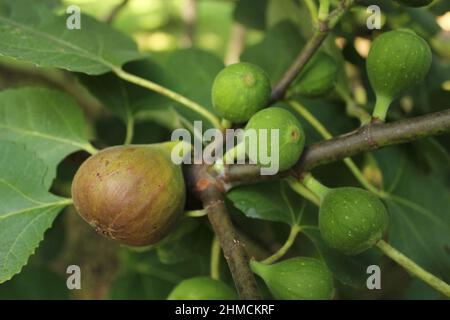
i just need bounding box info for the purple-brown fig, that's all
[71,143,186,246]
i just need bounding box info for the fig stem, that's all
[83,143,98,155]
[113,67,223,130]
[124,113,134,145]
[210,236,221,280]
[304,0,319,22]
[289,100,381,195]
[288,177,321,206]
[302,174,330,203]
[261,225,301,265]
[318,0,330,21]
[372,94,392,122]
[376,240,450,298]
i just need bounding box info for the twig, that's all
[270,0,357,102]
[105,0,129,24]
[187,164,261,299]
[224,108,450,183]
[180,0,197,48]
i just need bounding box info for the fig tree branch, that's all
[105,0,129,24]
[270,0,357,102]
[223,108,450,184]
[186,164,262,300]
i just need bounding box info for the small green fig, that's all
[244,107,305,171]
[251,258,334,300]
[167,277,238,300]
[212,62,271,123]
[289,52,338,98]
[395,0,434,7]
[71,143,186,246]
[367,29,432,121]
[319,187,389,255]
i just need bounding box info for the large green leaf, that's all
[80,58,182,131]
[82,49,224,130]
[375,148,450,282]
[155,48,224,128]
[0,141,71,284]
[303,227,381,288]
[233,0,268,30]
[109,249,210,299]
[0,87,95,185]
[0,0,141,75]
[227,180,305,226]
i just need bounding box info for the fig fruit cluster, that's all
[251,257,335,300]
[367,29,431,121]
[290,52,338,98]
[244,107,305,171]
[167,277,237,300]
[319,187,389,255]
[71,143,186,246]
[212,62,271,123]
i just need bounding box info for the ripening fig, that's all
[212,62,271,123]
[167,277,238,300]
[319,187,389,255]
[289,52,338,98]
[244,107,305,171]
[395,0,434,7]
[71,143,186,246]
[251,258,335,300]
[367,29,432,121]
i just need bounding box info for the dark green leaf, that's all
[0,0,141,75]
[227,180,305,226]
[0,141,71,283]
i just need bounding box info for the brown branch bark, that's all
[224,109,450,184]
[186,165,261,300]
[270,0,357,102]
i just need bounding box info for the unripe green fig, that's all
[244,107,305,171]
[367,29,432,121]
[289,52,338,98]
[71,143,186,246]
[212,62,271,123]
[167,277,238,300]
[319,187,389,255]
[395,0,433,7]
[251,258,334,300]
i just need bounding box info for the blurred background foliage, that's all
[0,0,448,300]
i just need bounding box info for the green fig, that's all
[244,107,305,171]
[367,29,432,121]
[251,258,334,300]
[167,277,238,300]
[319,187,389,255]
[395,0,434,7]
[71,143,186,246]
[212,62,271,123]
[290,52,338,98]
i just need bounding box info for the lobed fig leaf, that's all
[319,187,389,255]
[367,29,432,121]
[244,107,305,171]
[71,143,186,246]
[251,257,335,300]
[212,62,271,123]
[289,52,338,98]
[167,277,238,300]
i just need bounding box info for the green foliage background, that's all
[0,0,448,299]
